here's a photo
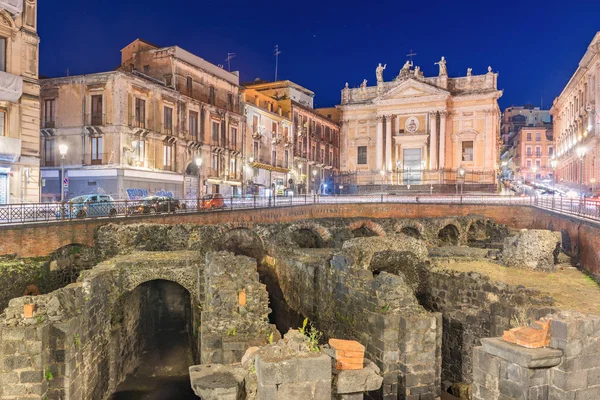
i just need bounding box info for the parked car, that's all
[55,194,117,219]
[129,196,180,214]
[200,193,225,209]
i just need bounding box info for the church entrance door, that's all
[403,148,422,185]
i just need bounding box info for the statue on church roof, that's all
[435,56,447,76]
[376,63,386,83]
[360,79,367,90]
[402,60,412,71]
[488,66,493,73]
[467,68,472,76]
[414,66,421,77]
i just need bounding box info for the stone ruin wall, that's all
[0,251,203,400]
[0,214,596,400]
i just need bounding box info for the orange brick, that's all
[329,339,365,352]
[502,319,551,349]
[335,359,363,370]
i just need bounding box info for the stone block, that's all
[276,382,316,399]
[257,383,277,400]
[551,369,587,392]
[19,370,43,383]
[481,338,563,368]
[188,364,247,400]
[297,354,331,382]
[335,360,383,394]
[256,356,299,385]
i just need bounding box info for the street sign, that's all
[63,177,68,188]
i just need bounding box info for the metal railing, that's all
[2,193,597,226]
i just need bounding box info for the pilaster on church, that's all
[338,56,502,187]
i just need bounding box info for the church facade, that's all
[338,58,502,189]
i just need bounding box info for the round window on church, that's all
[405,117,419,133]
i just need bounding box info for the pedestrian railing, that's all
[0,194,598,225]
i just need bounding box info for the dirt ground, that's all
[437,259,600,315]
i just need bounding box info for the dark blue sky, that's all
[39,0,600,110]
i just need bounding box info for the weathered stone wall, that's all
[472,311,600,400]
[0,245,97,310]
[417,267,557,384]
[200,252,276,365]
[0,251,202,400]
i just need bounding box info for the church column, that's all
[429,112,438,169]
[385,115,393,170]
[439,111,447,168]
[376,116,384,170]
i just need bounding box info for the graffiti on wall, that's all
[126,188,174,200]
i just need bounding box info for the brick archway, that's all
[348,220,387,237]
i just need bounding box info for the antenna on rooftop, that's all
[225,52,236,71]
[274,45,282,81]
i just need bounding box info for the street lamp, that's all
[312,169,317,195]
[380,169,385,193]
[576,146,586,198]
[457,167,465,195]
[59,144,68,203]
[195,157,203,199]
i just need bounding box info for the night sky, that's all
[39,0,600,110]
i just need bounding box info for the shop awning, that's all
[250,162,290,174]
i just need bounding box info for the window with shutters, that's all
[209,87,216,106]
[284,150,289,168]
[186,76,193,95]
[135,140,146,165]
[230,127,237,150]
[272,149,277,166]
[135,98,145,128]
[228,93,234,111]
[212,121,219,142]
[44,139,55,165]
[189,111,199,140]
[163,143,173,171]
[91,95,103,126]
[357,146,367,165]
[91,136,103,165]
[163,106,173,135]
[44,99,55,128]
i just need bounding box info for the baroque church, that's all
[338,58,502,187]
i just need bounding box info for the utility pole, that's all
[225,53,236,71]
[274,45,282,81]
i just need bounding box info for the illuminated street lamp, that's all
[457,167,465,195]
[312,169,318,196]
[59,144,68,203]
[576,146,586,198]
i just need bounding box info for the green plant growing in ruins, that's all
[268,332,274,344]
[381,304,390,313]
[44,368,54,382]
[36,316,43,324]
[227,327,238,336]
[299,318,322,352]
[73,334,81,349]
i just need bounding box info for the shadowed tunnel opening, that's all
[352,225,378,238]
[110,280,196,400]
[400,226,422,240]
[292,228,325,248]
[438,224,460,246]
[218,229,305,336]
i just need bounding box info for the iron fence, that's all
[0,194,598,225]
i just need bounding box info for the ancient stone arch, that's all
[216,227,266,262]
[289,222,332,244]
[437,223,461,245]
[394,220,426,240]
[119,263,200,301]
[348,220,386,237]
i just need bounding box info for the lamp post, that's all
[457,167,465,195]
[576,146,586,199]
[59,144,68,203]
[591,178,596,194]
[298,162,303,194]
[531,166,538,182]
[312,169,317,194]
[380,169,385,193]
